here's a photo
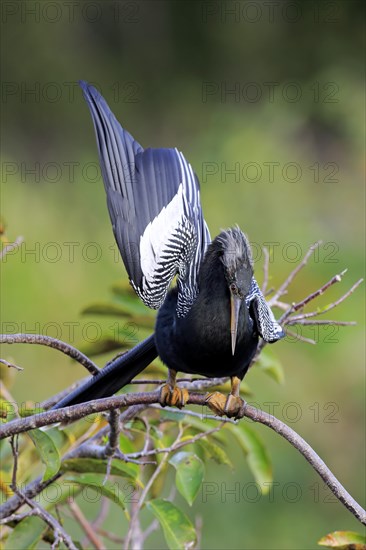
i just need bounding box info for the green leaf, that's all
[119,432,138,454]
[5,516,46,550]
[196,438,234,468]
[169,451,205,506]
[82,302,154,328]
[82,302,134,316]
[27,429,61,481]
[158,412,227,444]
[111,284,154,314]
[0,399,18,422]
[256,349,285,384]
[77,336,130,356]
[111,279,138,298]
[228,423,272,493]
[19,406,45,417]
[147,498,196,549]
[318,530,366,549]
[84,286,156,316]
[61,457,140,482]
[63,473,132,511]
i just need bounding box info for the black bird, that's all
[53,82,284,417]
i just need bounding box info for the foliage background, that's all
[1,1,365,548]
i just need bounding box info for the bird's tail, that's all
[51,335,158,409]
[79,80,143,197]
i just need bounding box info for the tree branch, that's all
[40,375,231,412]
[124,425,184,549]
[1,393,365,525]
[67,498,106,550]
[8,436,78,550]
[269,240,322,304]
[286,269,348,313]
[288,277,364,322]
[1,239,363,542]
[0,334,99,375]
[239,402,366,525]
[0,358,23,371]
[0,404,148,521]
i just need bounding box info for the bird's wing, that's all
[246,279,285,342]
[80,81,210,314]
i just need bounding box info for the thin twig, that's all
[91,498,110,533]
[148,404,238,424]
[1,393,364,525]
[126,423,225,459]
[10,436,19,491]
[179,377,230,391]
[9,436,77,549]
[67,498,106,550]
[128,494,144,549]
[68,443,152,465]
[21,494,77,550]
[105,409,120,458]
[239,402,366,525]
[279,269,347,322]
[288,278,364,322]
[284,329,316,345]
[1,240,364,537]
[140,519,159,545]
[0,392,160,439]
[0,358,23,371]
[0,474,61,522]
[103,409,121,481]
[271,299,290,310]
[124,424,184,550]
[0,334,99,375]
[137,416,152,458]
[0,390,232,438]
[0,405,149,521]
[195,516,203,550]
[286,320,356,326]
[94,528,124,544]
[269,241,322,304]
[0,510,35,525]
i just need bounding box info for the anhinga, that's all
[53,82,284,417]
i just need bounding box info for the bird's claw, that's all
[159,384,189,409]
[205,391,246,419]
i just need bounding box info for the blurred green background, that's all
[1,1,365,548]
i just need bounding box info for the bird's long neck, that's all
[192,245,234,325]
[197,241,228,295]
[198,251,227,299]
[174,247,250,359]
[192,238,253,338]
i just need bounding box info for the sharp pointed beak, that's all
[230,294,242,355]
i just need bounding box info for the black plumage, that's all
[156,229,257,379]
[53,82,284,417]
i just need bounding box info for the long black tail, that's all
[52,335,158,409]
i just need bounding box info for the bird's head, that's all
[216,227,254,355]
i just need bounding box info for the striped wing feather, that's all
[80,81,210,314]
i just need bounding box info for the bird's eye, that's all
[230,282,237,293]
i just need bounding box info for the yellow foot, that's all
[159,384,189,409]
[205,391,246,419]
